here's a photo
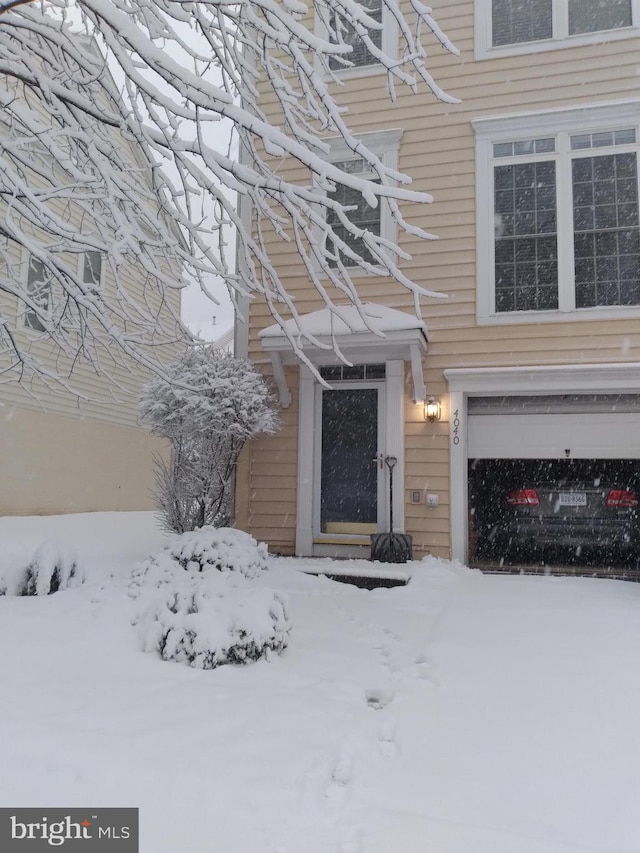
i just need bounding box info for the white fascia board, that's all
[268,352,292,408]
[260,327,427,363]
[323,128,404,161]
[471,99,640,142]
[444,363,640,395]
[409,343,426,403]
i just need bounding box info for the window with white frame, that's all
[82,250,103,293]
[323,128,403,271]
[24,256,51,332]
[317,0,397,74]
[328,0,382,70]
[475,103,640,322]
[326,157,381,266]
[477,0,637,56]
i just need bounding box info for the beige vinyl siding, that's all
[240,0,640,558]
[0,405,166,515]
[236,365,298,555]
[0,229,182,430]
[0,75,184,431]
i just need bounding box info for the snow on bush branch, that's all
[130,527,290,669]
[0,0,458,385]
[0,540,84,596]
[139,346,279,533]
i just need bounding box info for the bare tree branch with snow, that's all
[0,0,458,386]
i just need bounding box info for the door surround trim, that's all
[296,360,405,556]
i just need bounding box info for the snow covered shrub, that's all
[131,527,290,669]
[130,527,268,589]
[166,526,268,578]
[0,541,83,596]
[140,573,290,669]
[139,347,279,534]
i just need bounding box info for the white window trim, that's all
[318,128,403,277]
[475,0,640,60]
[314,0,398,79]
[473,99,640,326]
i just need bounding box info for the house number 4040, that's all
[452,410,460,445]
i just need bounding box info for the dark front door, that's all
[319,387,381,535]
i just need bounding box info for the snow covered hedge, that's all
[159,526,269,579]
[131,528,290,669]
[0,541,84,596]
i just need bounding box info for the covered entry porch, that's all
[260,303,429,558]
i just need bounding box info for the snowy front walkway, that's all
[1,512,640,852]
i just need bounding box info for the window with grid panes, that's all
[487,0,633,48]
[328,0,382,70]
[488,128,640,315]
[326,158,381,267]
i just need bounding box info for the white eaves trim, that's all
[472,99,640,141]
[324,128,404,163]
[444,362,640,396]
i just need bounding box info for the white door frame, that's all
[296,359,405,556]
[444,362,640,565]
[313,381,386,540]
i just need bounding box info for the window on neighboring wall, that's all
[24,256,51,332]
[82,250,103,293]
[475,103,640,323]
[478,0,637,55]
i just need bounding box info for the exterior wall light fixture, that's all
[424,396,441,423]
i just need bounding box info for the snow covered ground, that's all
[1,511,640,853]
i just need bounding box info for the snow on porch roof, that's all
[259,303,427,340]
[259,303,428,408]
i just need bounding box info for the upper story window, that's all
[317,0,396,75]
[474,101,640,324]
[476,0,639,57]
[326,158,381,266]
[328,0,382,70]
[321,129,403,273]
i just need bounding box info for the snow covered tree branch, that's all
[0,0,458,386]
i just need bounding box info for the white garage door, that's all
[468,394,640,459]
